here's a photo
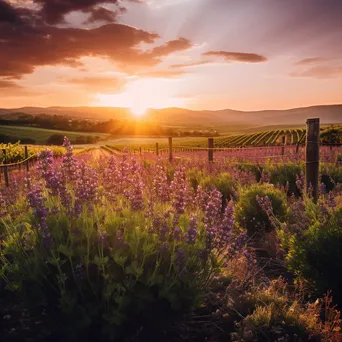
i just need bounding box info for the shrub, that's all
[237,164,263,182]
[1,145,239,341]
[231,278,341,342]
[320,164,342,192]
[200,172,238,205]
[187,167,207,190]
[337,152,342,164]
[284,205,342,306]
[235,184,287,236]
[264,163,304,196]
[47,134,65,145]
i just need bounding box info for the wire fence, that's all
[0,146,38,187]
[130,142,342,166]
[1,132,341,188]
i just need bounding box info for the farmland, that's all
[0,137,341,341]
[0,125,110,145]
[108,125,342,152]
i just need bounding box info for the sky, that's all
[1,0,342,112]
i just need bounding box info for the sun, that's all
[130,104,147,117]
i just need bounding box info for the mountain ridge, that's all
[0,104,341,132]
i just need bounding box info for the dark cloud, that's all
[0,21,159,78]
[203,51,268,63]
[84,6,118,24]
[0,79,23,88]
[0,1,194,79]
[296,57,327,65]
[32,0,119,24]
[0,0,18,23]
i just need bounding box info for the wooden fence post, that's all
[2,149,9,187]
[156,143,159,157]
[139,147,142,156]
[208,138,214,162]
[306,118,320,203]
[168,137,173,162]
[25,145,29,172]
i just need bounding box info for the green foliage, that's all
[0,193,219,340]
[235,184,287,236]
[199,172,238,204]
[265,163,304,196]
[237,164,263,182]
[320,164,342,192]
[187,167,207,190]
[232,279,326,341]
[283,206,342,306]
[0,125,108,145]
[0,142,65,164]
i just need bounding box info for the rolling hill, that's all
[0,104,341,133]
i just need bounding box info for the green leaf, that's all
[93,255,109,267]
[126,261,143,278]
[57,244,74,258]
[114,254,127,268]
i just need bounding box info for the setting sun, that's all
[130,105,147,117]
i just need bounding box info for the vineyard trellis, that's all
[0,146,37,187]
[2,120,341,190]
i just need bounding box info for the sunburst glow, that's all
[130,104,147,117]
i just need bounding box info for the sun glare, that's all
[130,105,147,117]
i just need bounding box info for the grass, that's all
[1,125,341,149]
[0,125,110,144]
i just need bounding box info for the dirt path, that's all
[88,147,113,160]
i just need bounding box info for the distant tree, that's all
[21,138,36,144]
[75,136,86,144]
[47,134,65,145]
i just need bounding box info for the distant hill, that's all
[1,104,341,133]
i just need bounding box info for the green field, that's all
[108,125,342,151]
[0,125,110,145]
[1,124,341,149]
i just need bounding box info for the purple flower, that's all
[73,162,98,216]
[152,163,170,202]
[173,227,182,241]
[295,172,305,192]
[185,217,198,245]
[175,247,186,272]
[62,137,78,181]
[328,191,336,208]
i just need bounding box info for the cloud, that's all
[0,78,36,96]
[67,76,126,92]
[84,6,118,24]
[290,65,342,79]
[0,22,159,78]
[150,38,192,57]
[296,57,328,65]
[32,0,119,24]
[0,1,193,79]
[171,61,210,68]
[0,79,23,88]
[203,51,268,63]
[137,70,186,78]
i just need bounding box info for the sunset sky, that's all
[1,0,342,112]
